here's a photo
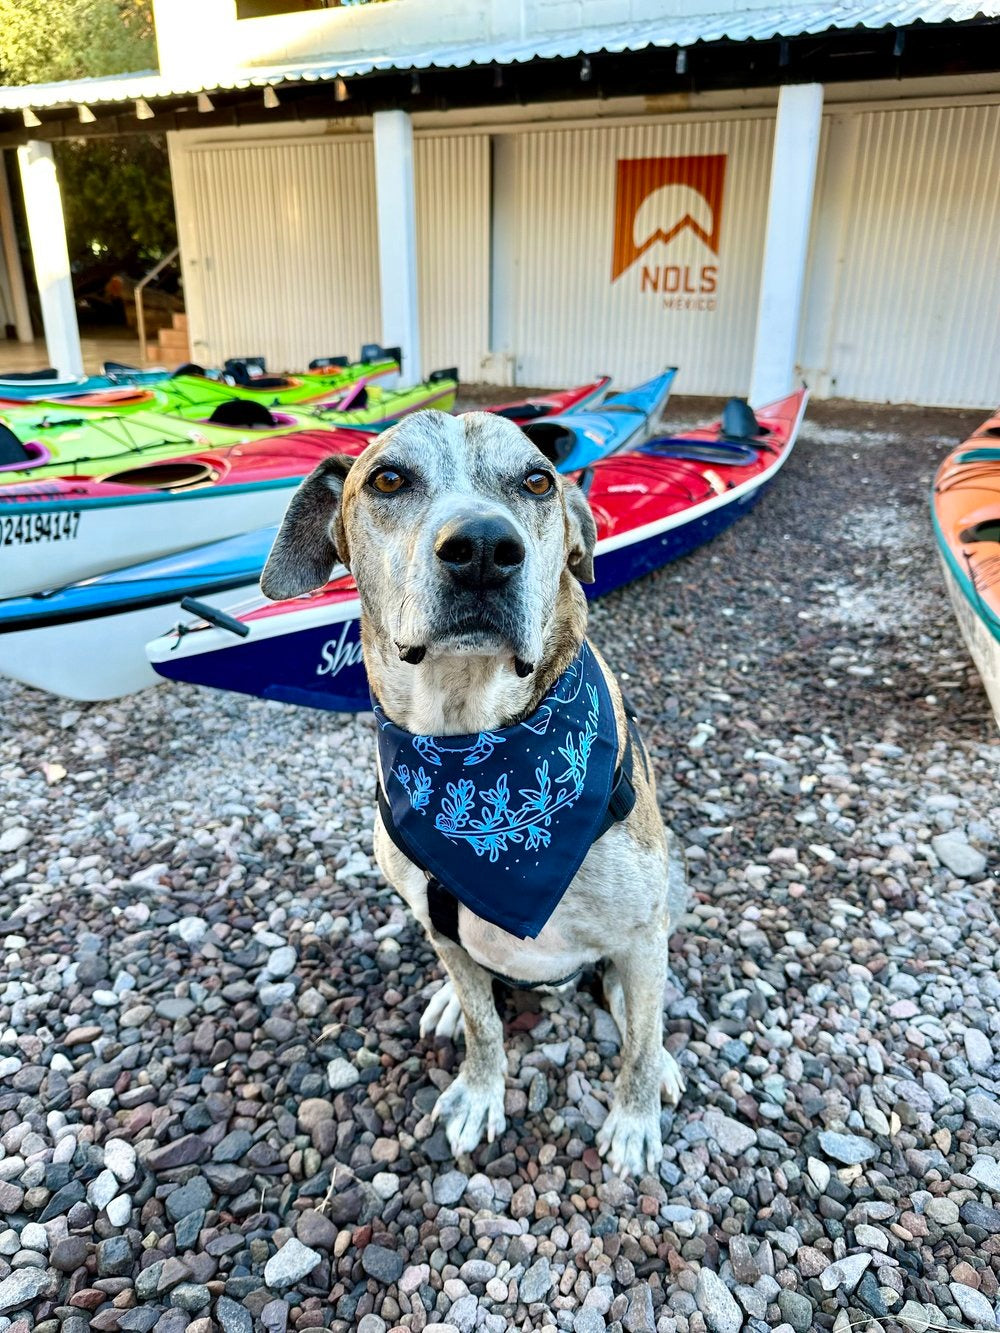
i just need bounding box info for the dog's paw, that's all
[419,980,464,1042]
[659,1048,685,1105]
[431,1072,506,1156]
[596,1101,663,1178]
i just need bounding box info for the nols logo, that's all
[611,154,726,309]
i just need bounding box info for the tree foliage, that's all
[0,0,176,278]
[0,0,156,84]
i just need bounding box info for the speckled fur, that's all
[261,409,688,1176]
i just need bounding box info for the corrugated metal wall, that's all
[173,139,381,371]
[414,135,490,378]
[169,100,1000,407]
[494,118,775,395]
[170,131,491,379]
[812,102,1000,407]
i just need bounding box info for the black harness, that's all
[377,714,644,991]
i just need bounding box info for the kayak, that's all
[0,407,316,486]
[0,427,374,599]
[0,348,401,416]
[932,410,1000,730]
[144,389,806,711]
[0,362,169,401]
[519,369,676,470]
[0,529,268,700]
[485,376,611,425]
[304,369,458,428]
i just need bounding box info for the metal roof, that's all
[0,0,997,112]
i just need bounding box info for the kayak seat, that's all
[102,360,142,374]
[429,367,458,384]
[719,398,769,443]
[172,362,207,378]
[641,438,758,467]
[523,421,576,464]
[959,519,1000,544]
[308,355,349,370]
[495,403,549,421]
[0,367,57,382]
[0,424,33,466]
[361,343,400,365]
[208,399,278,429]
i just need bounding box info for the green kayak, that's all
[0,407,318,485]
[302,368,458,429]
[1,348,401,419]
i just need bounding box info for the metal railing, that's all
[135,245,180,363]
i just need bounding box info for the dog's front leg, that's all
[429,941,508,1157]
[597,930,684,1177]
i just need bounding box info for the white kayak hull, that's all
[939,553,1000,731]
[0,482,298,599]
[0,581,261,700]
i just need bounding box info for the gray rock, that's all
[266,945,297,977]
[924,1197,960,1225]
[817,1130,878,1165]
[357,1318,388,1333]
[819,1253,871,1292]
[263,1238,322,1289]
[704,1110,757,1156]
[967,1093,1000,1130]
[520,1257,553,1304]
[96,1234,133,1276]
[433,1170,468,1206]
[969,1157,1000,1193]
[897,1301,931,1332]
[932,831,987,879]
[965,1028,995,1072]
[170,1283,210,1312]
[694,1267,742,1333]
[166,1175,212,1221]
[326,1058,360,1091]
[622,1283,655,1333]
[949,1282,995,1326]
[447,1294,478,1332]
[0,1267,52,1314]
[361,1243,404,1285]
[574,1311,608,1333]
[215,1296,253,1333]
[777,1290,813,1333]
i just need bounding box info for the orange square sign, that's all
[611,154,727,281]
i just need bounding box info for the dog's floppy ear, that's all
[564,481,597,584]
[261,453,354,600]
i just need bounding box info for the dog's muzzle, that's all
[434,514,525,590]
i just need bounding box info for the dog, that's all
[260,408,687,1177]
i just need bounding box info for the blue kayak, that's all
[520,368,676,471]
[0,362,171,401]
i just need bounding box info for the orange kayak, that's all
[932,409,1000,729]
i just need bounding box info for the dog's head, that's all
[260,409,596,671]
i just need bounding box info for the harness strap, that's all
[376,713,639,984]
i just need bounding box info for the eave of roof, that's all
[0,0,996,112]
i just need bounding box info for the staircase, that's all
[156,312,190,366]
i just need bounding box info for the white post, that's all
[748,83,823,406]
[0,152,33,343]
[373,109,421,389]
[16,140,83,378]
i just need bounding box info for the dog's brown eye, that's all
[523,471,553,496]
[370,468,407,494]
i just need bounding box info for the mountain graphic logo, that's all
[611,154,727,282]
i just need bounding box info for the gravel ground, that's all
[1,396,999,1333]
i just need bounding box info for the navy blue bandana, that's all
[373,642,620,939]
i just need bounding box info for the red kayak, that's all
[484,376,611,424]
[147,389,807,711]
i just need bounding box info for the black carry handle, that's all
[179,597,250,638]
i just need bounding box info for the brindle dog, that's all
[261,409,686,1176]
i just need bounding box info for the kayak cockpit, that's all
[103,460,219,492]
[0,425,50,471]
[522,421,578,464]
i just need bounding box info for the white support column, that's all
[749,83,823,406]
[0,152,33,343]
[16,141,83,378]
[373,109,421,389]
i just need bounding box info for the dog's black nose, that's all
[435,515,525,588]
